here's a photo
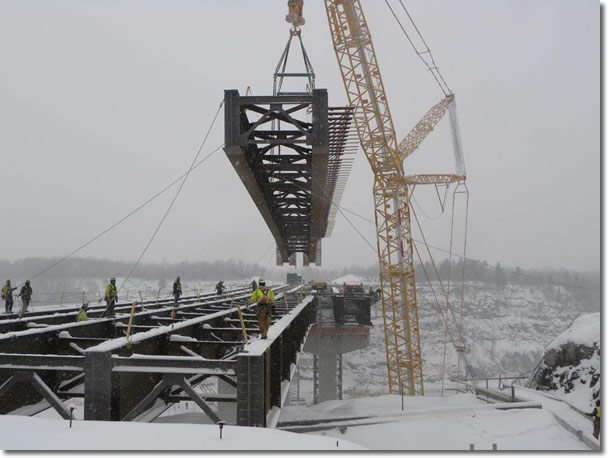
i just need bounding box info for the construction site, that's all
[0,0,599,451]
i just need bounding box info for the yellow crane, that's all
[288,0,466,396]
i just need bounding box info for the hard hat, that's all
[25,280,30,285]
[110,277,116,282]
[259,278,266,285]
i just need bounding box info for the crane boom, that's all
[324,0,423,395]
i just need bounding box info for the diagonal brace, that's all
[24,372,72,420]
[122,379,168,422]
[0,376,18,399]
[164,374,222,424]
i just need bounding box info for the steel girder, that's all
[225,90,348,266]
[0,286,317,427]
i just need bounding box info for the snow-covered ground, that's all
[330,274,368,284]
[0,391,595,450]
[0,414,364,450]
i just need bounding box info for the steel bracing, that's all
[224,90,356,266]
[0,286,317,427]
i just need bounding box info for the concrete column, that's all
[317,345,338,403]
[304,333,370,404]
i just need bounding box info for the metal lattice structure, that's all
[224,90,356,266]
[0,286,317,427]
[324,0,468,396]
[324,0,424,395]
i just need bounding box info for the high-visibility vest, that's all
[77,310,88,322]
[249,288,275,305]
[105,284,117,301]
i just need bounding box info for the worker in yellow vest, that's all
[588,399,600,439]
[2,280,17,314]
[249,279,275,339]
[102,277,118,318]
[77,304,89,322]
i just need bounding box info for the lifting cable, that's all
[383,0,452,96]
[26,142,224,285]
[413,239,504,384]
[411,205,465,343]
[253,240,277,266]
[411,187,450,220]
[118,99,225,293]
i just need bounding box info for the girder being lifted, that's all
[224,90,356,266]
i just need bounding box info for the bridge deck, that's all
[0,285,317,427]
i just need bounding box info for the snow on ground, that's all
[0,415,364,451]
[330,274,367,285]
[311,405,584,451]
[0,392,594,451]
[282,393,592,451]
[0,387,599,451]
[513,386,600,449]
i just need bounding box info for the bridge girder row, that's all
[0,285,318,427]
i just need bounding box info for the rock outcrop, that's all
[529,313,600,409]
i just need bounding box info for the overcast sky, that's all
[0,0,599,274]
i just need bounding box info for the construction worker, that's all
[1,280,17,314]
[216,281,225,296]
[588,399,600,439]
[249,278,275,339]
[102,277,118,318]
[76,303,89,322]
[250,279,257,292]
[173,276,182,305]
[18,280,33,315]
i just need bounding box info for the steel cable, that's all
[118,99,225,293]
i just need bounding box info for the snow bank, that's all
[1,392,594,450]
[547,313,600,349]
[0,415,365,451]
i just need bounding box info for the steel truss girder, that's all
[224,90,329,264]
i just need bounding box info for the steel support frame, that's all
[236,296,317,427]
[224,90,329,265]
[0,289,315,426]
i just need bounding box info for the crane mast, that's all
[324,0,423,395]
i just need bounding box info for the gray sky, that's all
[0,0,599,273]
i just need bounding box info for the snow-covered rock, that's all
[529,312,600,411]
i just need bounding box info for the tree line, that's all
[0,257,265,282]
